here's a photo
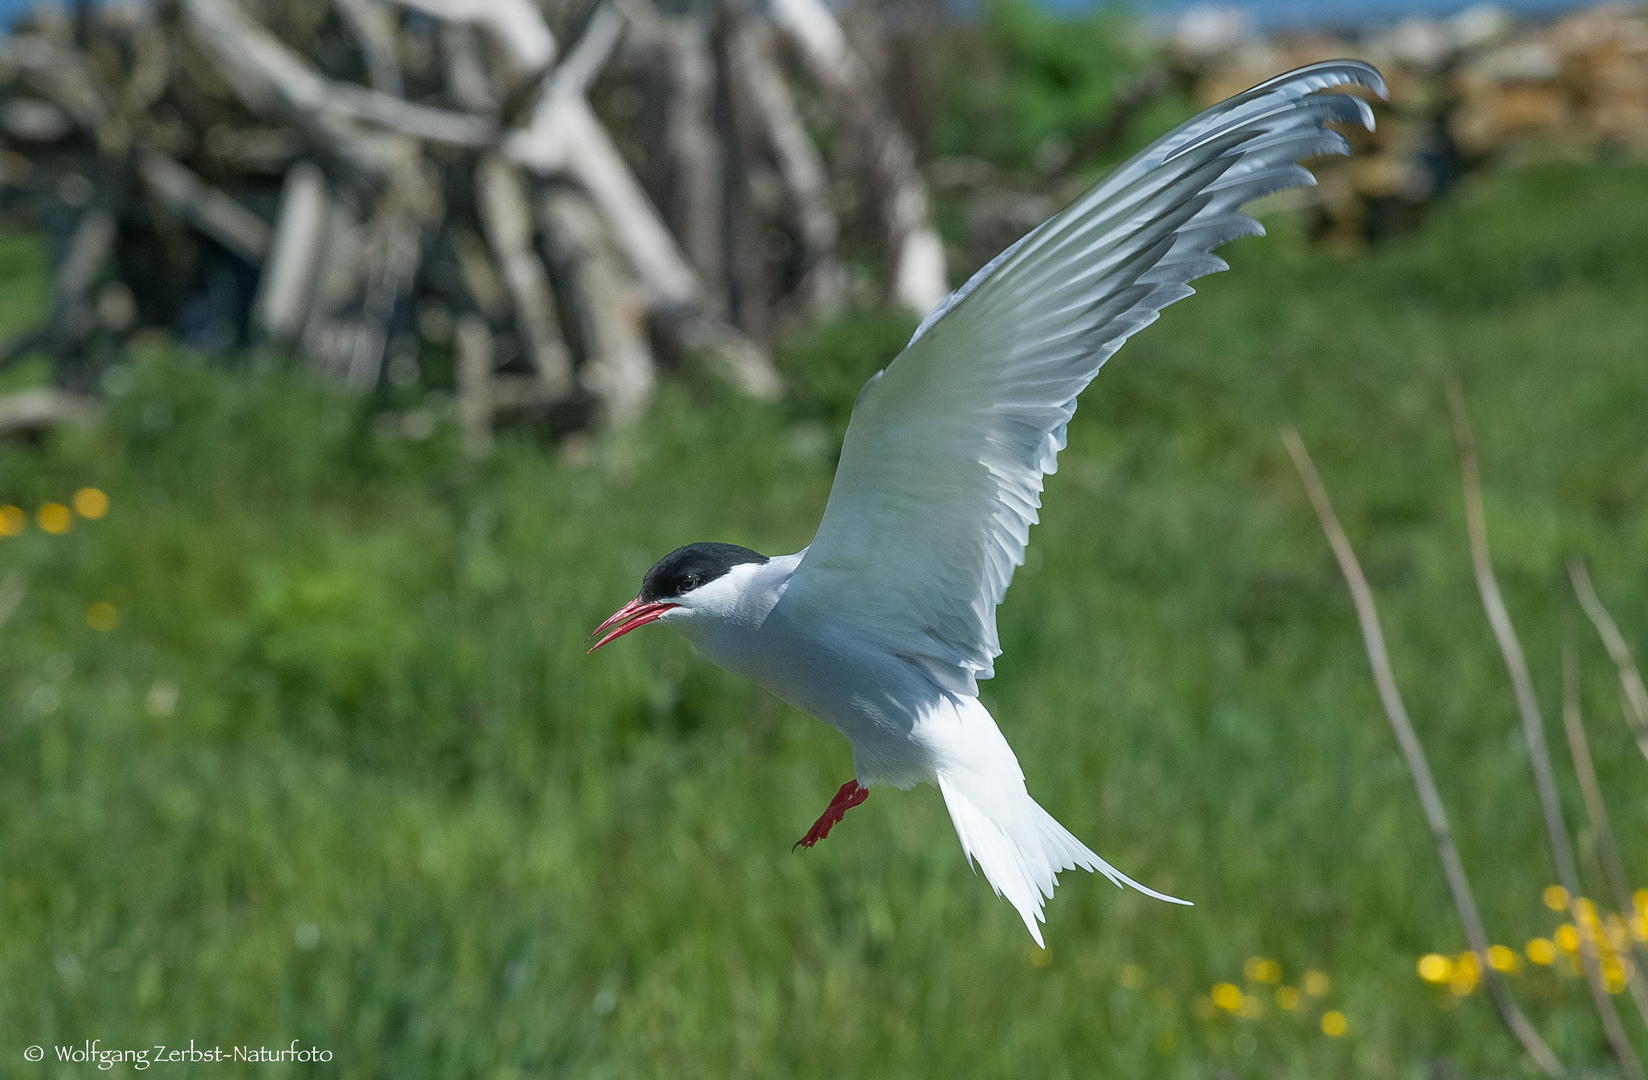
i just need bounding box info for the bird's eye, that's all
[682,574,699,590]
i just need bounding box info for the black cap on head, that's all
[640,542,769,602]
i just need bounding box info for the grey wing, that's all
[788,61,1386,694]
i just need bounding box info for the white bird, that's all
[591,61,1385,944]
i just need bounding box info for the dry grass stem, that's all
[1569,558,1648,764]
[1446,383,1642,1080]
[1282,427,1564,1079]
[1563,632,1648,1030]
[0,571,24,631]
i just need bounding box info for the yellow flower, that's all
[1526,938,1556,965]
[1320,1010,1347,1037]
[1238,994,1265,1019]
[1120,963,1145,989]
[72,487,108,519]
[86,602,118,632]
[1302,970,1330,997]
[37,503,71,534]
[1555,925,1580,954]
[1244,956,1281,984]
[1276,986,1301,1011]
[1488,945,1521,973]
[1576,897,1600,930]
[1631,914,1648,943]
[1451,952,1480,996]
[1418,954,1453,983]
[0,505,23,536]
[1029,945,1052,968]
[1635,889,1648,916]
[1212,983,1243,1013]
[1544,885,1570,911]
[1604,959,1626,994]
[1605,914,1629,952]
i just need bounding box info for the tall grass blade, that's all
[0,571,24,632]
[1563,631,1648,1032]
[1282,427,1564,1079]
[1569,558,1648,765]
[1447,382,1642,1080]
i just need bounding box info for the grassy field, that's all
[2,159,1648,1079]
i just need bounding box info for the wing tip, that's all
[1251,58,1388,103]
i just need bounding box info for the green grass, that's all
[3,159,1648,1078]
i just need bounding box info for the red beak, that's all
[587,598,679,652]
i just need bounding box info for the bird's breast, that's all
[687,609,942,786]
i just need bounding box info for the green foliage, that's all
[3,160,1648,1077]
[775,307,919,440]
[932,0,1191,172]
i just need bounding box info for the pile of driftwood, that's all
[1171,3,1648,243]
[0,0,949,446]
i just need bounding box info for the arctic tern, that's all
[591,61,1386,943]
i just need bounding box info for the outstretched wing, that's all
[786,61,1385,695]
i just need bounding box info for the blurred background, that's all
[0,0,1646,1075]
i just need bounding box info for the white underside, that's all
[670,555,1187,943]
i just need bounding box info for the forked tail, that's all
[929,699,1189,945]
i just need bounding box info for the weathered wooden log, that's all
[506,5,702,308]
[182,0,495,147]
[253,161,329,343]
[540,183,653,425]
[334,0,405,97]
[343,196,425,387]
[2,0,817,422]
[504,4,782,396]
[136,150,271,263]
[0,33,109,130]
[476,153,574,396]
[50,206,116,361]
[632,10,724,301]
[727,17,844,318]
[0,97,73,142]
[768,0,947,314]
[440,22,499,115]
[449,226,510,321]
[454,311,495,455]
[0,387,99,435]
[393,0,557,77]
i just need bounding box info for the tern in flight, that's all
[591,61,1385,943]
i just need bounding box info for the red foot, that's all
[793,780,868,851]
